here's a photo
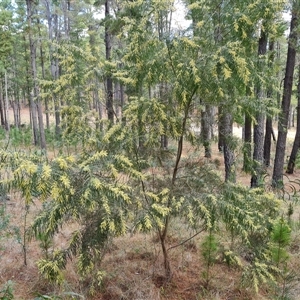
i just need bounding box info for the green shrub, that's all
[0,280,14,300]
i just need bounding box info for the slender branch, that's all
[167,228,205,251]
[172,85,198,185]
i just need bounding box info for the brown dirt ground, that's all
[1,109,300,300]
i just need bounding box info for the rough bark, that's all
[286,65,300,174]
[105,0,114,123]
[263,41,275,167]
[201,104,212,158]
[38,17,49,130]
[0,79,6,127]
[4,72,10,132]
[251,29,267,188]
[272,9,298,186]
[264,116,273,167]
[63,0,70,38]
[160,82,168,149]
[12,100,20,128]
[218,106,224,152]
[44,0,61,137]
[243,113,252,172]
[26,0,46,150]
[220,110,235,182]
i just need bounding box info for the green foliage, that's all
[0,8,13,70]
[36,231,53,259]
[60,106,94,147]
[0,280,14,300]
[0,127,6,142]
[0,205,10,245]
[201,231,218,288]
[37,250,67,285]
[0,130,142,283]
[0,201,20,255]
[271,217,291,267]
[295,151,300,169]
[9,127,32,148]
[242,260,278,293]
[220,184,280,251]
[272,268,298,300]
[218,184,283,292]
[0,1,291,297]
[222,249,243,268]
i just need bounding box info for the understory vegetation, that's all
[0,113,300,300]
[1,0,300,299]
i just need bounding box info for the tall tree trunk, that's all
[272,9,299,187]
[220,110,235,182]
[263,41,275,167]
[0,79,6,127]
[114,81,121,120]
[29,93,39,145]
[26,0,46,150]
[218,106,224,152]
[38,17,50,130]
[63,0,70,39]
[251,29,267,188]
[243,113,252,172]
[264,116,274,167]
[4,72,10,132]
[160,82,168,149]
[201,104,212,158]
[44,0,60,137]
[105,0,114,123]
[12,47,21,127]
[286,64,300,174]
[12,98,20,128]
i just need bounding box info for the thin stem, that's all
[167,228,205,251]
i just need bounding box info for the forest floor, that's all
[1,108,300,300]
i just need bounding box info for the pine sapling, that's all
[271,217,293,299]
[201,230,218,288]
[271,217,291,268]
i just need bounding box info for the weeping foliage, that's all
[0,102,286,293]
[0,133,142,284]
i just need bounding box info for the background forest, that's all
[1,0,300,299]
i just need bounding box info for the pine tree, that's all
[273,4,299,186]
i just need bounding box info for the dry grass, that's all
[1,110,300,299]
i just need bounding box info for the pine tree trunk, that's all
[251,29,267,188]
[263,41,275,167]
[105,0,114,123]
[29,92,39,145]
[264,116,273,167]
[201,104,212,158]
[12,99,20,128]
[4,72,10,132]
[251,113,265,187]
[286,65,300,174]
[12,48,21,127]
[0,79,6,127]
[44,0,61,137]
[272,10,299,186]
[243,113,252,172]
[26,0,46,150]
[218,106,224,152]
[220,110,235,182]
[63,0,70,39]
[38,17,50,130]
[160,82,168,149]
